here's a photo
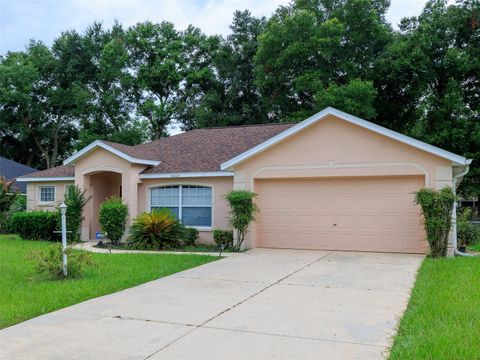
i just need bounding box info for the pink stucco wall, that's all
[73,148,148,241]
[26,181,74,211]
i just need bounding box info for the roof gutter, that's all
[16,177,75,182]
[139,171,233,179]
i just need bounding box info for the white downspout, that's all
[451,163,473,256]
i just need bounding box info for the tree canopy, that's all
[0,0,478,195]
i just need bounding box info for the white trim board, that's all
[16,177,75,182]
[63,140,160,166]
[139,171,233,179]
[221,107,471,170]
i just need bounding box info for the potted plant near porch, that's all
[457,208,479,253]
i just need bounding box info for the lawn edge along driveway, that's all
[0,235,219,329]
[389,256,480,360]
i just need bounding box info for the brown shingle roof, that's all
[139,123,295,174]
[101,141,161,161]
[18,165,74,178]
[19,123,295,178]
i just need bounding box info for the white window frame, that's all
[149,185,213,230]
[38,186,55,204]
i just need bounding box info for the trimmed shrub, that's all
[8,211,59,241]
[181,227,199,246]
[98,196,128,245]
[458,208,480,247]
[415,187,455,257]
[213,229,234,248]
[61,186,91,242]
[128,209,183,250]
[225,190,258,251]
[27,244,93,279]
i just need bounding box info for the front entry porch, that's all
[78,169,137,241]
[89,171,122,239]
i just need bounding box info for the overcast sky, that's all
[0,0,434,55]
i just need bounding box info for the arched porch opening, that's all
[86,171,122,239]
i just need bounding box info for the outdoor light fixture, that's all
[59,202,68,276]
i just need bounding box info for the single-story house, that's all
[0,156,37,194]
[17,107,472,255]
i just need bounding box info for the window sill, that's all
[38,202,55,207]
[186,226,212,232]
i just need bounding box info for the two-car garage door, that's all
[256,177,426,254]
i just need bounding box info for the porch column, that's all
[76,173,92,241]
[121,168,140,239]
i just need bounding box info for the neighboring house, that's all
[17,107,472,255]
[0,156,37,194]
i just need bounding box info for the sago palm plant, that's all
[128,209,183,250]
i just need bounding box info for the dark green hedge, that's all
[8,211,59,241]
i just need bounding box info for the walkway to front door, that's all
[0,249,423,359]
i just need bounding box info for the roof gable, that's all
[63,140,161,166]
[221,107,471,170]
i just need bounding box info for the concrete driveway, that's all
[0,249,423,360]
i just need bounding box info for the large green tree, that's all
[175,26,222,131]
[177,10,268,130]
[375,0,479,195]
[0,41,81,169]
[255,0,391,121]
[75,22,147,148]
[126,21,185,140]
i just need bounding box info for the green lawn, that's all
[469,243,480,252]
[389,256,480,360]
[0,235,218,329]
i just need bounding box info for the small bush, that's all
[62,186,91,242]
[181,227,199,246]
[415,187,455,257]
[213,229,234,248]
[8,211,59,241]
[0,177,19,232]
[98,196,128,245]
[128,209,183,250]
[27,244,93,279]
[458,208,480,247]
[225,190,258,251]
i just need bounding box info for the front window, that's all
[39,186,55,203]
[150,185,212,227]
